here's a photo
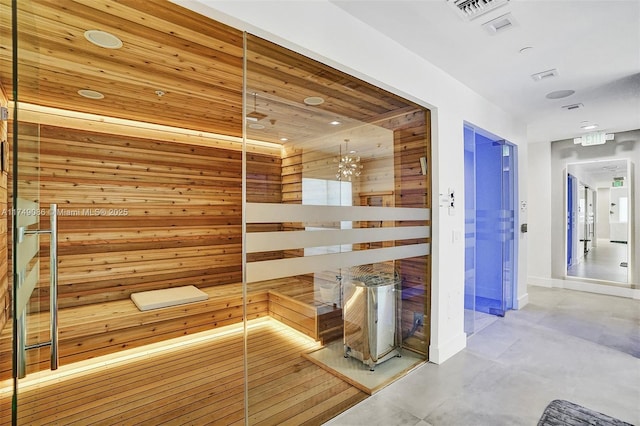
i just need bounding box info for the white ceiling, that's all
[331,0,640,143]
[568,159,628,188]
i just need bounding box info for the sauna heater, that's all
[342,263,401,371]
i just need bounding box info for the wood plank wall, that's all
[392,109,431,355]
[0,84,8,332]
[10,124,281,310]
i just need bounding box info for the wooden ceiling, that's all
[0,0,423,146]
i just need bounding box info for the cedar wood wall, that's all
[19,124,282,310]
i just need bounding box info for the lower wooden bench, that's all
[0,278,343,380]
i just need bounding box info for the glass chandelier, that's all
[336,139,363,181]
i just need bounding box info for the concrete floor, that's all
[325,285,640,426]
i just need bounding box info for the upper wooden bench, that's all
[0,278,342,380]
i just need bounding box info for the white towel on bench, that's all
[131,285,209,311]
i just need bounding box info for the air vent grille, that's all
[562,103,584,111]
[447,0,510,21]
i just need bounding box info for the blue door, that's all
[464,125,517,326]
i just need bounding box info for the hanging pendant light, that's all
[336,139,363,181]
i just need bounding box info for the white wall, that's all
[176,0,529,363]
[597,188,611,240]
[529,129,640,292]
[527,142,552,285]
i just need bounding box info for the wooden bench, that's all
[0,278,343,380]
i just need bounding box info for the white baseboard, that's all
[515,292,529,309]
[528,276,639,299]
[428,332,466,365]
[528,276,554,288]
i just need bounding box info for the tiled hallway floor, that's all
[568,239,628,283]
[325,285,640,426]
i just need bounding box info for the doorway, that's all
[566,160,630,284]
[464,124,518,335]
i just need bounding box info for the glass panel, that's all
[463,125,476,335]
[9,1,51,420]
[464,127,516,327]
[244,33,431,421]
[6,2,248,424]
[501,143,515,312]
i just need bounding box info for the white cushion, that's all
[131,285,208,311]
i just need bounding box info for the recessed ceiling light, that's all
[482,13,517,35]
[562,103,584,110]
[77,89,104,99]
[546,90,575,99]
[330,120,341,126]
[581,124,598,130]
[280,137,288,142]
[84,30,123,49]
[519,46,533,54]
[249,123,265,130]
[304,96,325,106]
[531,69,558,82]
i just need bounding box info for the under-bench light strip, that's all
[0,317,317,394]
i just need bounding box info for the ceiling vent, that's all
[531,69,559,82]
[561,103,584,111]
[447,0,510,21]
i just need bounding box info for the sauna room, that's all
[0,1,431,424]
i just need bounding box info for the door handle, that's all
[17,204,58,377]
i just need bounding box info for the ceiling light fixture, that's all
[581,124,599,130]
[330,120,341,126]
[246,93,267,122]
[336,139,363,181]
[482,12,517,34]
[77,89,104,99]
[304,96,325,106]
[531,69,558,82]
[84,30,123,49]
[561,103,584,111]
[519,46,533,54]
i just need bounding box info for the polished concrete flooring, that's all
[567,239,628,283]
[325,285,640,425]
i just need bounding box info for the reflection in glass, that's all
[244,33,431,414]
[567,161,630,283]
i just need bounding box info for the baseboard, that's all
[515,292,529,309]
[528,276,554,288]
[528,276,639,299]
[428,332,466,365]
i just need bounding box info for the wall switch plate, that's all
[0,106,8,121]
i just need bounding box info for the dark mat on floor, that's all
[538,399,633,426]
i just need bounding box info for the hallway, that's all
[326,286,640,425]
[568,239,629,283]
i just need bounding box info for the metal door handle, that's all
[17,204,58,377]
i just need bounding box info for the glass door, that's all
[500,143,516,314]
[467,127,516,321]
[10,1,59,423]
